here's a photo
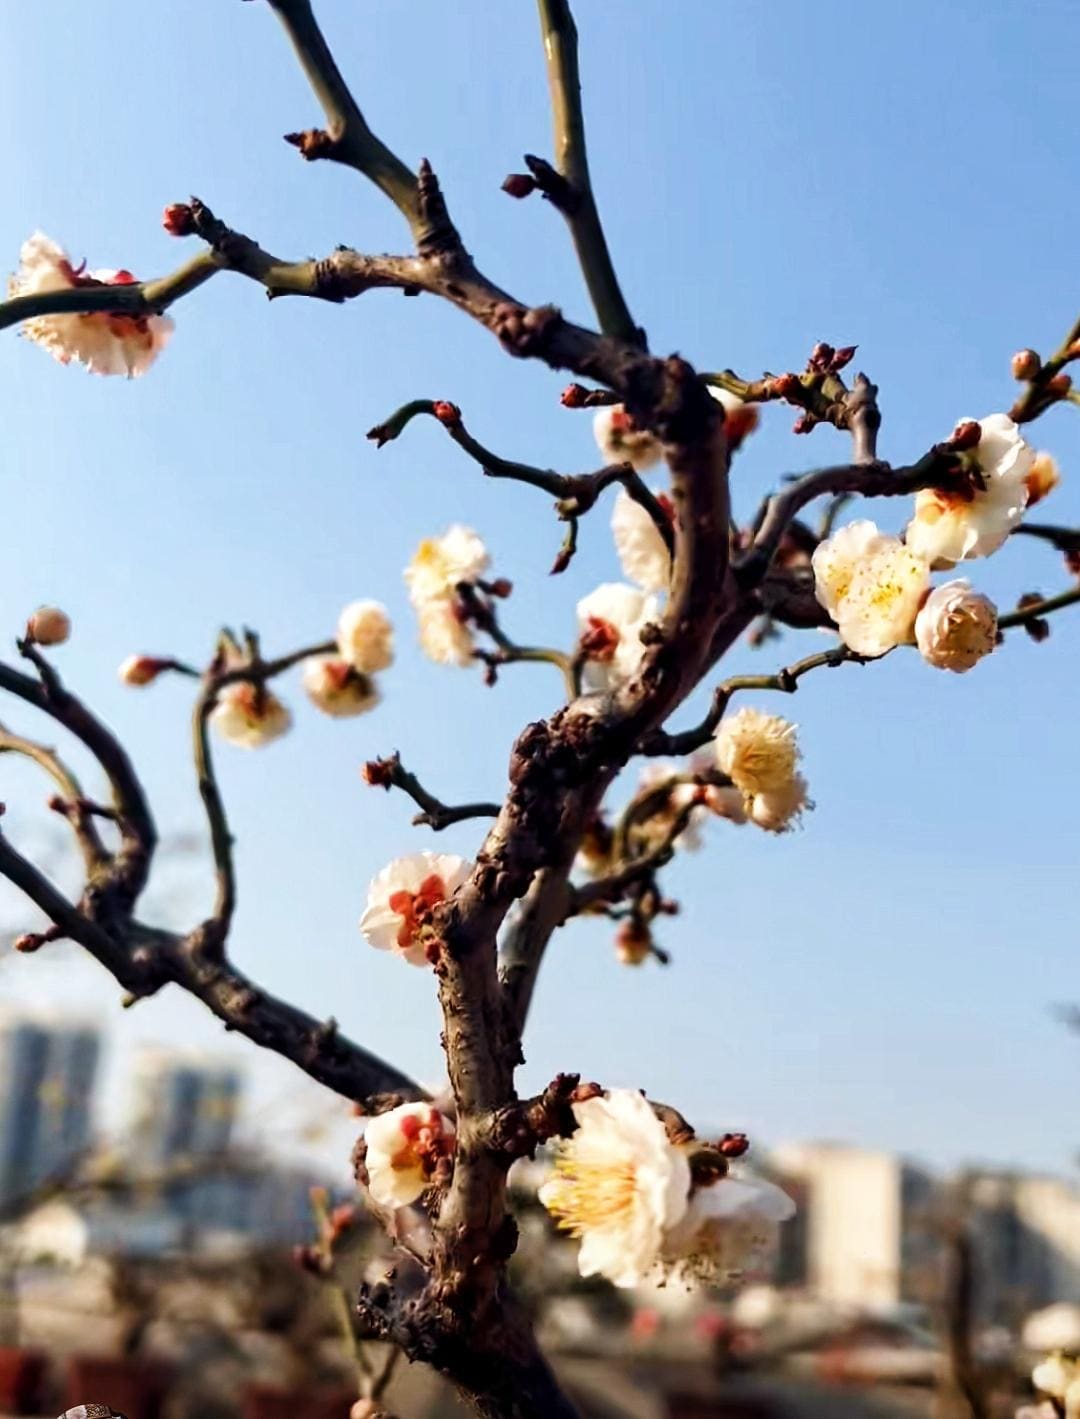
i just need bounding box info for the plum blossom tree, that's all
[2,3,1080,1417]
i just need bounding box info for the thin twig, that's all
[365,753,500,831]
[0,722,108,871]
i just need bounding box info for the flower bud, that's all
[561,383,589,408]
[118,654,168,687]
[1011,348,1041,381]
[808,341,835,373]
[1047,372,1073,396]
[770,372,802,401]
[432,400,461,427]
[501,173,537,199]
[26,606,70,646]
[718,1132,750,1158]
[162,203,196,237]
[949,419,982,451]
[615,919,652,966]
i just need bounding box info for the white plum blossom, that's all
[576,582,660,691]
[360,851,472,966]
[538,1089,691,1288]
[906,414,1035,565]
[1026,451,1061,507]
[710,385,760,442]
[715,708,800,798]
[363,1101,456,1208]
[749,773,811,834]
[210,683,292,749]
[336,600,394,674]
[26,605,70,646]
[1032,1354,1080,1403]
[417,598,475,667]
[660,1171,796,1285]
[811,520,893,621]
[611,486,673,592]
[301,655,380,717]
[404,525,489,604]
[704,783,749,825]
[10,232,173,376]
[914,580,998,673]
[832,540,931,657]
[405,526,489,668]
[593,405,662,472]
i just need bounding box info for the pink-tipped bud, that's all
[26,606,70,646]
[718,1132,750,1158]
[808,341,835,373]
[1011,348,1041,381]
[432,400,461,427]
[949,419,982,451]
[501,173,538,199]
[770,372,803,401]
[560,383,588,408]
[162,203,196,238]
[830,344,857,372]
[1047,371,1073,396]
[118,654,168,687]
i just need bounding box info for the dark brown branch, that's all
[192,685,235,949]
[1013,521,1080,555]
[363,753,500,832]
[0,722,108,872]
[641,646,867,756]
[998,583,1080,629]
[0,653,157,906]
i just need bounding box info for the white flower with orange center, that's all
[660,1172,796,1285]
[538,1089,691,1288]
[593,405,662,472]
[360,851,471,966]
[301,655,380,717]
[611,487,674,592]
[914,580,998,673]
[811,519,893,621]
[404,525,489,604]
[906,414,1034,565]
[10,232,173,377]
[364,1101,456,1208]
[1026,451,1061,508]
[210,682,292,749]
[749,773,811,834]
[337,600,394,674]
[715,707,799,798]
[833,540,931,657]
[576,583,660,691]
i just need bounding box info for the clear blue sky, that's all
[0,1,1077,1182]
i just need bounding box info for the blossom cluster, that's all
[537,1088,794,1288]
[120,600,394,749]
[814,415,1059,670]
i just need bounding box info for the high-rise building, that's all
[964,1169,1080,1322]
[0,1014,99,1217]
[771,1142,937,1309]
[126,1051,241,1178]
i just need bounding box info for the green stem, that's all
[267,0,421,234]
[536,0,640,346]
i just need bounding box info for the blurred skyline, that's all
[0,1,1077,1183]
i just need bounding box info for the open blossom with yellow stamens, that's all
[715,707,799,798]
[417,598,475,667]
[1026,452,1061,508]
[360,851,471,967]
[832,540,931,657]
[593,405,662,472]
[576,583,659,691]
[611,486,674,592]
[538,1089,691,1288]
[301,655,380,717]
[210,683,292,749]
[811,520,893,621]
[336,600,394,674]
[10,232,173,377]
[749,773,811,834]
[363,1102,456,1208]
[660,1171,796,1285]
[906,414,1034,565]
[404,525,489,603]
[914,580,998,673]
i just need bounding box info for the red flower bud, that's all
[949,419,982,451]
[432,400,461,427]
[162,203,196,238]
[770,372,803,401]
[560,383,589,408]
[1011,348,1041,381]
[502,173,538,199]
[362,756,397,789]
[488,577,513,599]
[830,344,857,372]
[718,1132,750,1158]
[1047,372,1073,396]
[808,341,835,373]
